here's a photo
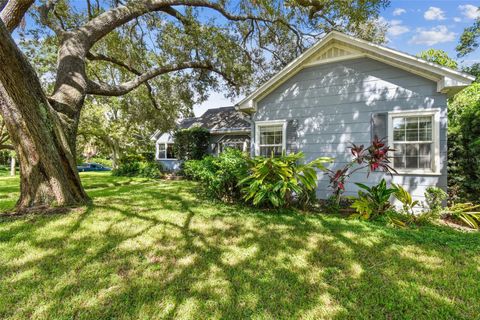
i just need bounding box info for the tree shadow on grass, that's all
[0,180,479,319]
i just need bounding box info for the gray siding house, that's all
[154,31,474,202]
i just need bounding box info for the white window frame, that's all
[156,142,176,160]
[387,109,440,175]
[254,120,287,156]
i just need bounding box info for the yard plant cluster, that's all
[181,138,480,230]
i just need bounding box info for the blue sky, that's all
[194,1,480,116]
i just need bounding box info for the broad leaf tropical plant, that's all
[392,183,419,216]
[350,179,397,219]
[446,203,480,229]
[239,152,332,208]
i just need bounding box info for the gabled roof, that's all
[150,106,251,141]
[178,106,250,133]
[236,31,475,112]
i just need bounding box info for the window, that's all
[388,110,440,174]
[255,120,287,156]
[158,143,175,159]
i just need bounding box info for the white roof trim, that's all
[236,31,474,111]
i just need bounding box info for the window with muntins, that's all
[158,143,175,159]
[392,115,433,170]
[259,125,284,156]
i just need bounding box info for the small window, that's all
[158,143,175,159]
[389,110,439,173]
[255,121,286,157]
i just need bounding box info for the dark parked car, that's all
[77,163,111,172]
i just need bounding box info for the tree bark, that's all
[0,20,88,210]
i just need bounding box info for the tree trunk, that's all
[0,21,89,210]
[10,155,15,176]
[110,138,121,169]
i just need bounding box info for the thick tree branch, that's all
[86,60,235,96]
[0,0,33,32]
[87,51,160,109]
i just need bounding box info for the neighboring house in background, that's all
[153,31,474,202]
[151,106,251,171]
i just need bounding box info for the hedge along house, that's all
[236,31,474,202]
[151,106,251,171]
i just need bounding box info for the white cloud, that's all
[459,4,480,19]
[388,19,410,36]
[377,17,409,38]
[453,17,462,22]
[409,25,456,46]
[393,8,406,16]
[424,7,446,21]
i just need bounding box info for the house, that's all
[151,106,251,171]
[236,31,474,202]
[153,31,474,202]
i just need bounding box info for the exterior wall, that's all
[252,57,448,203]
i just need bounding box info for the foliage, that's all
[173,127,210,161]
[240,152,331,208]
[448,82,480,201]
[417,49,458,69]
[112,160,163,179]
[445,203,480,229]
[463,63,480,82]
[327,137,396,202]
[391,184,438,226]
[350,179,397,220]
[183,148,249,201]
[393,184,420,216]
[456,15,480,57]
[424,187,447,215]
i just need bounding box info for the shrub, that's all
[240,152,331,208]
[173,127,210,161]
[112,160,163,178]
[183,148,249,201]
[327,137,396,204]
[350,179,397,220]
[393,184,419,216]
[393,184,436,226]
[425,187,447,215]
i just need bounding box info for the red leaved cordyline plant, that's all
[326,136,397,204]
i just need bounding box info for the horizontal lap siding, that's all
[253,57,448,201]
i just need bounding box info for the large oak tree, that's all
[0,0,388,211]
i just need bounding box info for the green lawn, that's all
[0,173,479,319]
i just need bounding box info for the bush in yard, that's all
[448,82,480,202]
[424,186,447,215]
[183,148,249,201]
[240,152,331,208]
[327,136,396,204]
[350,179,397,220]
[173,127,210,161]
[393,184,433,226]
[112,160,163,178]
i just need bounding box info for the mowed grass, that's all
[0,173,479,319]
